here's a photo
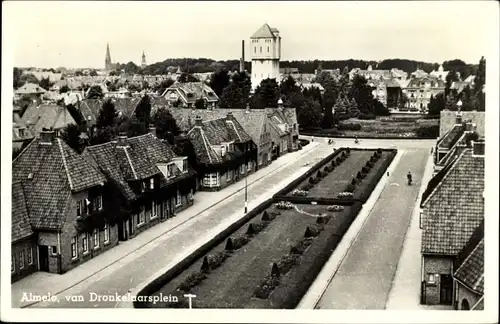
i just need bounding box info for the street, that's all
[315,147,431,309]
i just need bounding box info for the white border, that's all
[1,1,498,323]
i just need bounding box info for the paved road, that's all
[300,135,436,149]
[28,143,334,308]
[315,148,430,309]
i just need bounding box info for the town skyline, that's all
[4,1,496,69]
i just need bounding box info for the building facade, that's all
[250,23,281,91]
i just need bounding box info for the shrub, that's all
[344,184,356,193]
[254,274,280,299]
[231,235,250,250]
[336,157,342,164]
[247,222,267,236]
[177,271,207,292]
[377,148,382,154]
[346,147,351,154]
[316,170,323,178]
[331,160,336,167]
[309,177,315,184]
[290,237,314,255]
[262,210,279,222]
[362,166,369,174]
[276,201,294,210]
[341,151,347,159]
[300,183,312,191]
[304,224,324,238]
[356,172,362,179]
[327,205,344,212]
[277,254,301,275]
[323,166,329,173]
[201,251,230,272]
[351,178,357,185]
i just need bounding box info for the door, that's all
[440,274,453,305]
[118,220,126,241]
[39,246,49,272]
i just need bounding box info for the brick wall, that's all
[58,190,119,274]
[440,111,485,138]
[11,237,38,282]
[423,255,454,305]
[456,281,482,310]
[37,231,60,273]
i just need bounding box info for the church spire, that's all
[141,50,146,68]
[105,43,112,70]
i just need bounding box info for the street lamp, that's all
[457,99,463,112]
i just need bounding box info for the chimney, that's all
[116,132,129,148]
[148,125,156,137]
[39,129,56,145]
[194,115,203,127]
[472,141,485,157]
[240,40,245,73]
[226,111,234,121]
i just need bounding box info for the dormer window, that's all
[19,128,25,137]
[182,159,188,173]
[167,163,175,178]
[220,145,226,156]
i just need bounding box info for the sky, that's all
[3,1,498,69]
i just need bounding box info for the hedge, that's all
[134,198,276,308]
[337,123,362,131]
[415,125,440,138]
[354,150,397,203]
[266,202,363,309]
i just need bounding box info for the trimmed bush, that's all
[276,201,294,210]
[336,157,342,164]
[362,166,369,174]
[356,171,362,179]
[277,254,300,275]
[358,113,376,120]
[326,205,344,212]
[316,170,323,178]
[304,224,324,238]
[309,177,315,184]
[262,210,279,222]
[177,271,207,292]
[290,237,314,255]
[351,178,357,185]
[201,251,230,272]
[254,274,280,299]
[231,235,250,250]
[323,166,329,173]
[346,147,351,153]
[377,148,382,154]
[331,160,336,168]
[415,125,439,138]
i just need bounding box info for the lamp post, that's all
[457,99,463,113]
[244,143,248,214]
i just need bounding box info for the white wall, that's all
[251,60,280,90]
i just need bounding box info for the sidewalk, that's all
[12,142,326,308]
[384,150,452,310]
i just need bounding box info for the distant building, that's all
[14,83,47,100]
[402,76,445,112]
[105,43,118,71]
[250,23,281,91]
[161,82,219,109]
[141,51,147,69]
[429,64,449,81]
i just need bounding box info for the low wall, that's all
[133,198,274,308]
[300,131,433,140]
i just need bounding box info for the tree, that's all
[134,95,152,128]
[398,92,409,109]
[280,75,300,99]
[195,98,205,110]
[39,77,52,90]
[333,96,349,121]
[445,69,459,98]
[348,98,360,118]
[128,82,141,93]
[61,124,86,154]
[445,93,457,111]
[155,79,175,94]
[349,75,374,115]
[209,69,230,97]
[59,85,70,94]
[87,85,104,99]
[89,70,98,77]
[428,93,445,115]
[373,99,389,116]
[250,78,280,109]
[474,56,486,111]
[97,99,118,129]
[109,70,119,76]
[178,73,199,83]
[75,70,84,76]
[297,98,322,129]
[152,107,181,141]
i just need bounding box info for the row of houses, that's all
[11,98,300,281]
[419,110,485,310]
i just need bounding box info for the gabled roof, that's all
[15,83,47,95]
[112,97,141,117]
[83,133,186,201]
[11,181,34,242]
[421,149,484,255]
[187,116,252,165]
[79,99,104,125]
[162,82,219,104]
[407,76,445,88]
[21,103,77,135]
[251,23,277,39]
[12,137,107,230]
[454,238,484,295]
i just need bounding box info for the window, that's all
[19,251,25,269]
[150,178,154,190]
[137,207,145,225]
[51,246,57,255]
[260,46,262,53]
[12,254,15,272]
[240,164,245,174]
[28,247,33,265]
[71,236,78,259]
[19,128,25,137]
[77,199,89,216]
[428,273,437,284]
[167,163,175,178]
[254,47,256,53]
[203,173,219,187]
[267,46,269,53]
[104,223,110,243]
[93,229,100,248]
[82,234,89,254]
[151,200,158,219]
[182,159,188,172]
[176,190,181,207]
[93,195,102,210]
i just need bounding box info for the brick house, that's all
[12,130,117,276]
[82,130,197,241]
[11,182,38,282]
[419,143,484,306]
[161,82,219,109]
[187,113,257,191]
[266,102,299,158]
[453,221,484,310]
